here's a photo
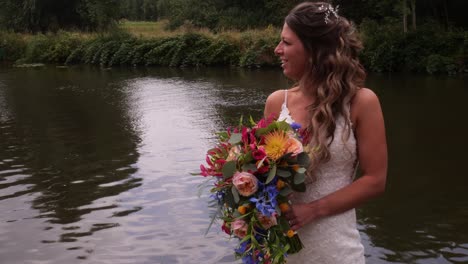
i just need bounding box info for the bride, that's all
[264,2,387,263]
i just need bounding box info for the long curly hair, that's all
[285,2,366,172]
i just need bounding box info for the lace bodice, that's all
[278,90,365,264]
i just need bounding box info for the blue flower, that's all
[291,122,301,131]
[242,254,256,264]
[249,184,279,217]
[210,190,224,204]
[235,240,250,255]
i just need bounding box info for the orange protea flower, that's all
[264,130,289,161]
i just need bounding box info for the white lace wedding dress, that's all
[278,90,365,264]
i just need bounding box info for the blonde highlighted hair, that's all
[285,2,366,173]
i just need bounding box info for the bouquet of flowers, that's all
[196,116,311,264]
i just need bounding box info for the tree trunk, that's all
[410,0,416,30]
[403,0,408,33]
[443,0,449,31]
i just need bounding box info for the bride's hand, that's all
[285,202,321,231]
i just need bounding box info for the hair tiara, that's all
[318,4,340,24]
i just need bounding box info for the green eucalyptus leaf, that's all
[266,163,277,184]
[292,182,306,192]
[279,217,290,231]
[297,152,311,167]
[228,133,242,144]
[224,189,235,208]
[222,160,237,180]
[294,172,305,184]
[242,163,257,172]
[297,167,306,174]
[231,185,240,204]
[279,186,293,197]
[277,169,291,178]
[233,210,241,218]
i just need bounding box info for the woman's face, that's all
[275,23,308,80]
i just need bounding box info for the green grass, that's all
[118,20,280,41]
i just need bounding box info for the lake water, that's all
[0,66,467,264]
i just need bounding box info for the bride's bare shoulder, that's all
[351,88,383,124]
[264,89,287,118]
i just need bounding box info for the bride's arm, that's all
[288,88,388,230]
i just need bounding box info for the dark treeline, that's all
[0,0,466,74]
[5,0,465,32]
[0,0,121,32]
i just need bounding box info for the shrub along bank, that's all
[0,30,280,68]
[0,22,466,74]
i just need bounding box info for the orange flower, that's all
[292,164,300,172]
[279,203,290,213]
[286,136,304,157]
[276,179,286,190]
[264,131,289,161]
[287,229,295,238]
[238,205,248,215]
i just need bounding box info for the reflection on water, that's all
[0,66,467,263]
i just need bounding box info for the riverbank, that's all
[0,21,280,68]
[0,20,466,74]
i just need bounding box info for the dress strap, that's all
[283,89,288,108]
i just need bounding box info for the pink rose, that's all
[232,219,248,238]
[257,213,277,229]
[232,171,258,196]
[286,136,303,157]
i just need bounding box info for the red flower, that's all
[222,221,231,235]
[252,147,267,161]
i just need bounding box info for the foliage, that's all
[360,18,467,74]
[158,0,301,31]
[0,32,26,61]
[0,0,120,33]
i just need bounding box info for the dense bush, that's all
[360,18,467,74]
[0,32,26,61]
[2,28,280,68]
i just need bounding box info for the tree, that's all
[0,0,120,32]
[410,0,416,30]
